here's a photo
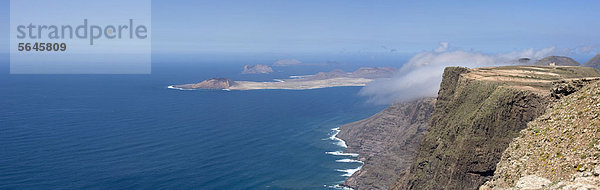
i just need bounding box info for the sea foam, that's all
[329,128,348,148]
[335,159,363,163]
[167,85,194,91]
[326,127,363,182]
[328,184,355,190]
[336,166,362,177]
[325,151,358,157]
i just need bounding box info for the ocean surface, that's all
[0,56,388,189]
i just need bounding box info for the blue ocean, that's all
[0,55,389,189]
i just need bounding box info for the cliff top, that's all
[462,65,600,94]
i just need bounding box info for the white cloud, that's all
[359,43,563,104]
[434,42,449,53]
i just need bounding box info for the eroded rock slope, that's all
[336,98,435,189]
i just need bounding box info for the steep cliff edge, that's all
[336,98,435,189]
[392,66,600,190]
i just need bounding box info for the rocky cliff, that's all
[388,66,600,190]
[392,67,551,189]
[482,79,600,189]
[336,98,435,189]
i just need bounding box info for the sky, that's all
[2,0,600,55]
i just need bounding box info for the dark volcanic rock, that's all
[535,56,580,66]
[551,78,600,99]
[242,64,273,74]
[337,97,435,190]
[584,53,600,70]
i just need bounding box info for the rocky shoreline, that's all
[336,98,435,189]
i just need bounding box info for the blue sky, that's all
[2,0,600,55]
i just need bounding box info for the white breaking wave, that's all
[336,159,363,163]
[167,85,194,91]
[327,184,355,190]
[329,128,348,148]
[325,151,358,157]
[325,127,363,185]
[336,166,362,177]
[273,79,285,82]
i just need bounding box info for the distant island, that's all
[272,59,302,66]
[169,67,397,90]
[242,64,273,74]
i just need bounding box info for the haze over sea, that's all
[0,54,398,189]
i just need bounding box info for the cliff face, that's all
[336,97,435,190]
[391,66,600,190]
[393,67,552,190]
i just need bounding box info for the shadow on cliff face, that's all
[359,43,567,104]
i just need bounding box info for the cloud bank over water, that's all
[359,43,569,104]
